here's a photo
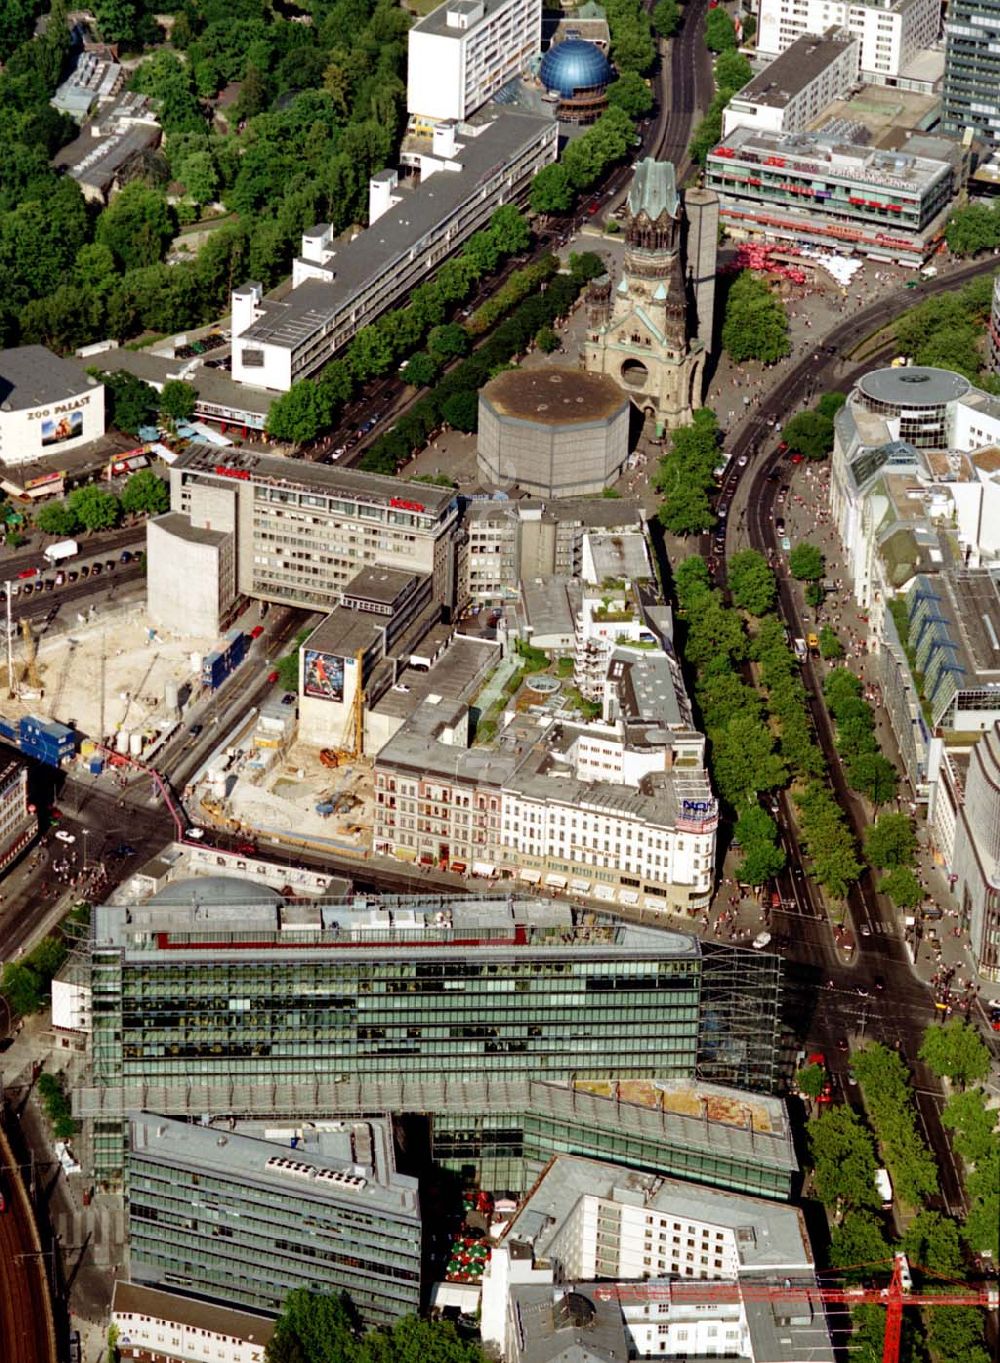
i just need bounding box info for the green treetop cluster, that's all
[722,270,791,365]
[781,391,846,461]
[893,276,1000,387]
[654,408,724,536]
[33,469,168,537]
[852,1042,939,1208]
[265,1289,489,1363]
[0,0,413,355]
[945,202,1000,257]
[264,206,534,445]
[823,667,899,809]
[689,33,752,166]
[353,252,605,476]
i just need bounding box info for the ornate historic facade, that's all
[583,160,718,433]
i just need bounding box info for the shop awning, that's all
[519,868,542,884]
[451,862,467,875]
[545,874,568,889]
[570,878,591,893]
[619,889,640,906]
[594,884,615,901]
[419,854,434,866]
[395,847,417,862]
[472,862,496,877]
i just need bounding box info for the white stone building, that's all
[755,0,941,85]
[407,0,543,125]
[723,28,860,137]
[0,347,105,467]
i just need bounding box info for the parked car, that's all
[120,551,132,564]
[250,625,265,639]
[190,723,203,737]
[55,830,76,843]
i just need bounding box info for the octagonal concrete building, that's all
[477,367,629,496]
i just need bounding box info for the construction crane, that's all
[19,618,42,693]
[593,1256,997,1363]
[353,645,365,759]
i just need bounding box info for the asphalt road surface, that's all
[707,259,1000,1216]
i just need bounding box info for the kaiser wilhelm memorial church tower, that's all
[583,158,718,434]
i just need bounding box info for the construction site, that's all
[2,600,208,753]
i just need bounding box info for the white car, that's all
[752,932,772,951]
[737,454,749,467]
[54,830,76,843]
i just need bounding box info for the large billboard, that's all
[41,411,83,446]
[303,649,344,703]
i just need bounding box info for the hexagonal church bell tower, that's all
[583,159,719,436]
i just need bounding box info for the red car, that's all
[250,625,265,640]
[267,670,279,683]
[789,452,805,464]
[235,841,257,856]
[17,567,38,579]
[817,1082,833,1104]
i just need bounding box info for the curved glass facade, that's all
[540,38,612,95]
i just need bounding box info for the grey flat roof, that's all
[0,346,99,412]
[305,606,384,659]
[239,109,553,351]
[112,1280,275,1345]
[371,635,500,720]
[97,348,277,420]
[55,123,159,190]
[413,0,515,39]
[732,28,855,108]
[128,1112,419,1216]
[521,576,579,638]
[508,1154,811,1268]
[174,443,457,514]
[344,565,422,606]
[586,531,651,581]
[858,366,972,408]
[151,511,229,548]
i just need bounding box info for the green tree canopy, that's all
[808,1104,880,1210]
[852,1043,939,1207]
[34,501,80,537]
[1,960,43,1016]
[67,486,121,532]
[945,203,1000,256]
[796,1062,825,1099]
[652,0,680,36]
[727,549,776,615]
[721,271,790,364]
[95,184,175,272]
[788,541,825,581]
[829,1211,893,1280]
[121,469,169,518]
[782,409,835,460]
[941,1088,998,1165]
[607,70,654,118]
[159,379,198,424]
[818,625,844,659]
[266,381,327,445]
[900,1210,964,1277]
[529,163,574,216]
[102,370,158,434]
[704,6,737,50]
[714,49,752,97]
[865,813,917,869]
[849,752,898,807]
[919,1018,991,1089]
[442,389,479,433]
[878,865,923,910]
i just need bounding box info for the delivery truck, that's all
[43,539,79,564]
[875,1168,893,1208]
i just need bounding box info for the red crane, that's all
[593,1256,998,1363]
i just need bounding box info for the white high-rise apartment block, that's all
[407,0,543,123]
[755,0,940,83]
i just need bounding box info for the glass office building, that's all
[85,885,783,1176]
[126,1114,420,1326]
[944,0,1000,145]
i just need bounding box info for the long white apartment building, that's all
[756,0,941,85]
[230,109,555,392]
[407,0,543,125]
[723,28,860,137]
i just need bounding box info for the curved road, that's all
[0,1125,55,1363]
[710,254,1000,1214]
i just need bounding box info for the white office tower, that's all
[407,0,543,124]
[755,0,940,84]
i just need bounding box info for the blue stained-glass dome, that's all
[540,39,612,97]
